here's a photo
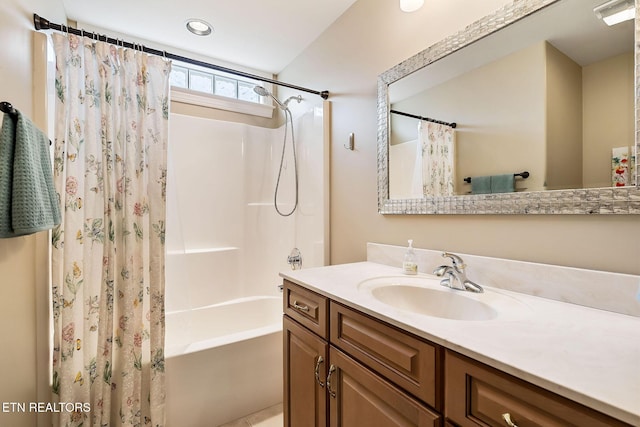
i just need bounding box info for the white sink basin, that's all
[358,276,530,321]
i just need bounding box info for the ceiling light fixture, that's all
[594,0,635,26]
[400,0,424,13]
[186,18,213,36]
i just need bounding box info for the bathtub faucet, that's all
[287,248,302,270]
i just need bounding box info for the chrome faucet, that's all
[287,248,303,270]
[433,252,483,293]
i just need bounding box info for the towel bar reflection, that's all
[464,171,529,183]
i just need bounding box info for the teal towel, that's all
[471,175,491,194]
[0,110,61,238]
[490,174,515,193]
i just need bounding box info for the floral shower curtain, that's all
[419,121,455,196]
[51,33,171,427]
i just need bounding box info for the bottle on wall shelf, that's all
[402,239,418,275]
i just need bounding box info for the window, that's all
[170,63,261,104]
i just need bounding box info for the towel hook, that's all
[344,132,355,150]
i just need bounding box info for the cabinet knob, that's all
[327,365,337,398]
[502,413,518,427]
[314,356,325,387]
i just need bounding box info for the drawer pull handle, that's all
[502,413,518,427]
[293,301,309,312]
[326,364,337,398]
[314,356,325,387]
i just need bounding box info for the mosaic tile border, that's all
[377,0,640,215]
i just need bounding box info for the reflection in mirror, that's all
[378,0,640,214]
[389,0,633,198]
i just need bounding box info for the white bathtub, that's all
[165,296,283,427]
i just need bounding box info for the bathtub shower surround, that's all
[164,101,327,426]
[51,33,170,427]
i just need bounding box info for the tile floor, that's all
[218,403,283,427]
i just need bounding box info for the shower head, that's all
[253,85,270,97]
[253,85,287,110]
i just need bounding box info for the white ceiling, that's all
[61,0,358,74]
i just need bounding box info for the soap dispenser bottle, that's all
[402,239,418,275]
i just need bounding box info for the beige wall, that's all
[0,1,66,426]
[279,0,640,275]
[545,42,583,190]
[583,52,635,188]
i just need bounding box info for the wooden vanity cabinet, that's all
[284,280,632,427]
[283,280,441,427]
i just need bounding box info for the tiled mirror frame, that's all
[377,0,640,214]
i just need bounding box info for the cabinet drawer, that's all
[445,350,632,427]
[330,302,441,410]
[283,280,328,339]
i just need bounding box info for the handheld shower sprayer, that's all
[253,86,302,110]
[252,85,302,217]
[253,85,287,110]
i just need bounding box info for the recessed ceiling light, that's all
[186,18,213,36]
[400,0,424,13]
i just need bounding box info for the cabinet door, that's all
[328,346,441,427]
[284,315,329,427]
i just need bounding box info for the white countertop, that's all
[281,261,640,426]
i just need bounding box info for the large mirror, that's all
[377,0,640,214]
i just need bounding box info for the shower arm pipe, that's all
[33,14,330,100]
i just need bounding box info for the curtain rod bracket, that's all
[34,14,50,31]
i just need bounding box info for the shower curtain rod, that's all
[390,109,456,128]
[33,14,329,100]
